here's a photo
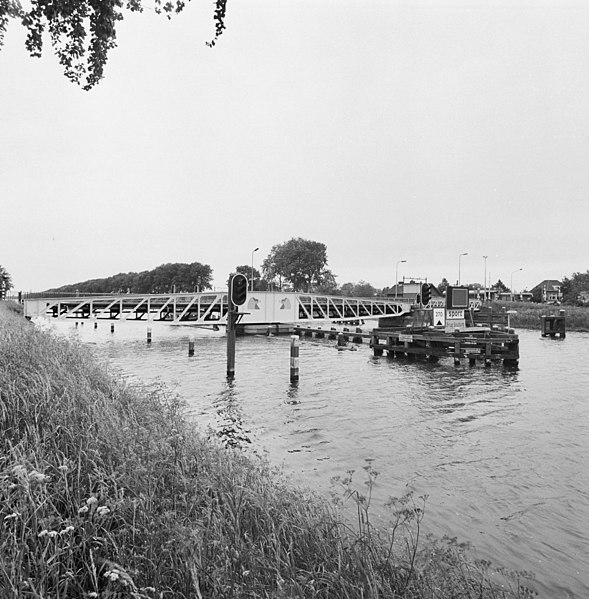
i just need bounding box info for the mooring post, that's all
[94,321,98,329]
[110,323,115,334]
[188,340,194,356]
[337,332,347,347]
[147,327,152,344]
[290,335,300,382]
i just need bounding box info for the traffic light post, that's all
[227,274,248,378]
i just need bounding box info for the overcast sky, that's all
[1,0,588,293]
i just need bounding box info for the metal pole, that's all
[226,304,236,378]
[395,259,406,299]
[251,247,259,292]
[483,255,488,301]
[458,252,468,285]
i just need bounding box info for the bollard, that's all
[290,335,299,382]
[353,327,363,344]
[328,328,337,340]
[110,323,115,333]
[94,321,98,329]
[75,322,78,328]
[188,340,194,356]
[337,333,347,347]
[147,327,152,344]
[267,326,273,337]
[316,327,325,339]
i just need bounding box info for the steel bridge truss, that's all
[24,291,411,325]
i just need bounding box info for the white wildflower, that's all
[96,506,111,517]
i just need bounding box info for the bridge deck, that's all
[24,291,411,326]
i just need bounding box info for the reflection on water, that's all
[44,319,589,598]
[213,380,252,448]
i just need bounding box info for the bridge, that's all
[23,291,411,329]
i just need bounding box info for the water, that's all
[44,319,589,598]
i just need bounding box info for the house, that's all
[386,281,442,304]
[530,280,563,304]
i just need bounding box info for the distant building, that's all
[386,281,442,303]
[530,280,563,304]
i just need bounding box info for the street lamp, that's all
[250,247,259,292]
[394,260,406,299]
[511,268,523,301]
[458,252,468,285]
[483,255,488,301]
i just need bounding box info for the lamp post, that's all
[510,268,522,301]
[458,252,468,285]
[395,260,406,299]
[250,247,259,292]
[482,255,488,301]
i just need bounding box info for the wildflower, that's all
[38,530,49,538]
[60,526,75,535]
[78,506,89,515]
[96,506,111,517]
[86,496,98,506]
[88,593,98,598]
[12,465,27,478]
[105,570,120,582]
[28,470,49,486]
[48,531,58,538]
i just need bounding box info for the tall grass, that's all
[0,303,536,598]
[495,301,589,331]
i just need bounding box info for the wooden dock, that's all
[370,326,519,366]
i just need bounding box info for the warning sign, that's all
[433,308,445,327]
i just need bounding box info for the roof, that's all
[531,279,562,292]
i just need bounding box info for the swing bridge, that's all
[23,290,411,328]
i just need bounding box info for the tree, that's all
[561,270,589,304]
[0,0,227,90]
[262,238,332,293]
[228,265,267,292]
[340,280,377,297]
[437,278,449,295]
[0,265,13,299]
[46,262,213,294]
[494,279,509,293]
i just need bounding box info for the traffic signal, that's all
[230,273,248,306]
[421,283,432,306]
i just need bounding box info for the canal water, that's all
[44,319,588,598]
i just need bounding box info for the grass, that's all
[0,302,537,598]
[494,301,589,332]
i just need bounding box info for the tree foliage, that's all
[46,262,213,294]
[340,280,377,297]
[0,0,228,90]
[561,270,589,304]
[227,265,267,291]
[0,264,13,298]
[262,238,333,293]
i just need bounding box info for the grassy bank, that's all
[495,301,589,332]
[0,303,534,598]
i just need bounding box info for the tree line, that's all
[3,248,589,303]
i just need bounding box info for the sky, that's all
[1,0,588,294]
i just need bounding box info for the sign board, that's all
[445,319,466,332]
[398,334,413,342]
[433,308,446,327]
[446,286,470,309]
[447,309,465,319]
[430,298,445,308]
[469,300,482,310]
